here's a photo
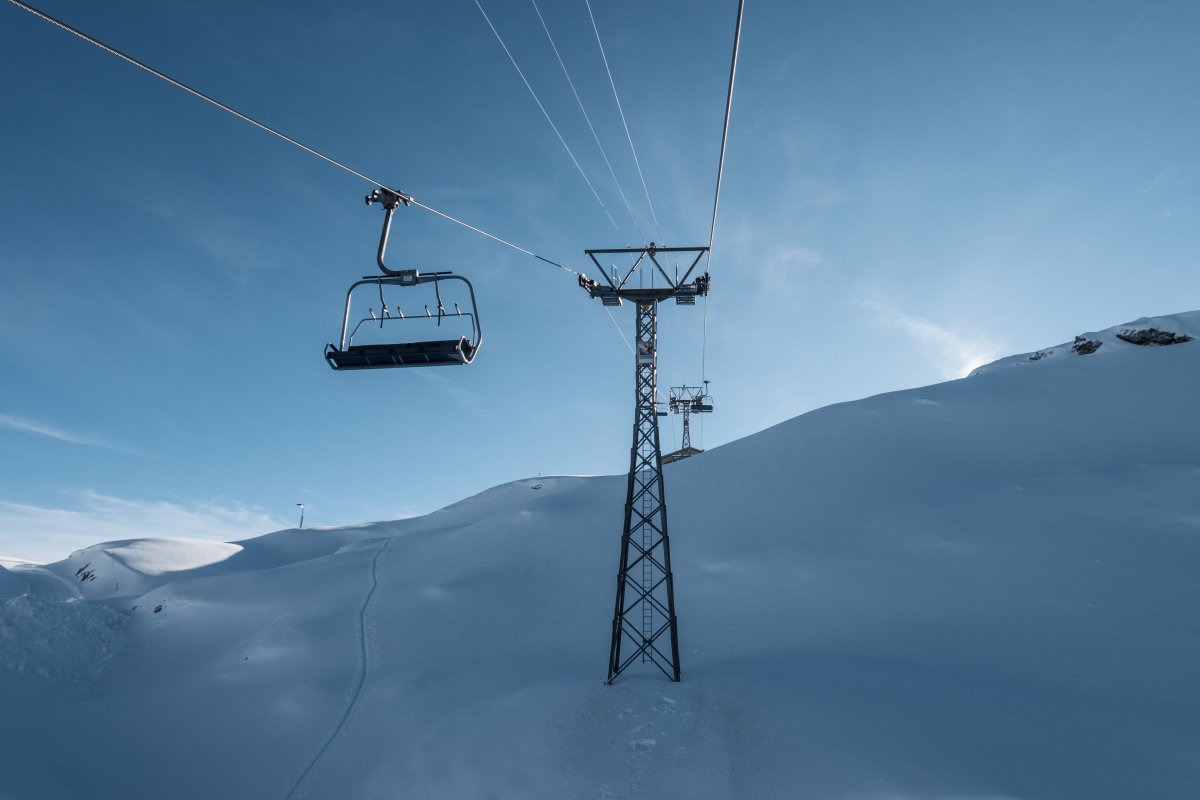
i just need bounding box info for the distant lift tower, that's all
[663,383,714,464]
[579,244,710,683]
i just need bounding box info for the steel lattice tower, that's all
[680,399,693,451]
[579,244,709,683]
[668,384,713,457]
[611,300,678,680]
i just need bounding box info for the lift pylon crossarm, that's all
[584,245,709,290]
[578,244,710,306]
[669,384,714,413]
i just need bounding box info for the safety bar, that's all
[335,274,483,354]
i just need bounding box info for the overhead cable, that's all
[473,0,630,246]
[5,0,579,275]
[530,0,645,243]
[705,0,745,272]
[584,0,662,242]
[411,200,575,273]
[701,0,746,382]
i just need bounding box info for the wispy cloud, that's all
[1138,165,1172,193]
[0,490,288,564]
[764,244,824,285]
[414,370,488,417]
[771,244,824,269]
[0,413,148,456]
[860,297,1003,379]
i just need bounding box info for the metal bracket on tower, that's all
[577,244,711,307]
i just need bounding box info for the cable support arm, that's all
[577,244,710,305]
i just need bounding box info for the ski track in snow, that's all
[282,532,392,800]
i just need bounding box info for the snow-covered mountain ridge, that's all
[2,311,1199,800]
[973,310,1198,373]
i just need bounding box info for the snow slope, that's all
[2,312,1199,800]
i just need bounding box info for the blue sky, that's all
[2,0,1198,562]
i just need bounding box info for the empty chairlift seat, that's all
[325,271,482,371]
[324,337,477,369]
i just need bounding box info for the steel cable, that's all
[701,0,746,384]
[530,0,645,243]
[6,0,579,275]
[584,0,662,242]
[472,0,630,246]
[705,0,745,271]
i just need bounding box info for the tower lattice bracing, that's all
[609,300,681,682]
[679,397,694,451]
[579,244,709,683]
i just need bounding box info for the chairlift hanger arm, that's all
[366,187,414,209]
[366,187,414,276]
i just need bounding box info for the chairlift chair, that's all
[324,270,482,370]
[325,187,483,370]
